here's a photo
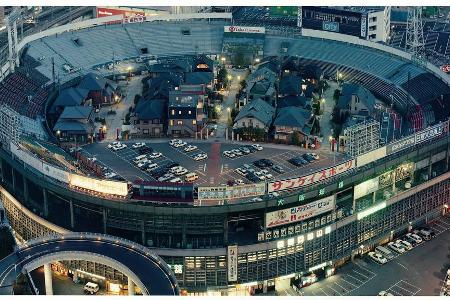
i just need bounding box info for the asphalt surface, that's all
[82,139,345,186]
[0,237,178,295]
[284,215,450,296]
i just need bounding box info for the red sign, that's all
[96,7,146,19]
[268,160,355,192]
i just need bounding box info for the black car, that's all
[246,173,261,183]
[288,158,303,167]
[260,159,273,167]
[302,153,315,163]
[139,147,153,154]
[404,235,418,246]
[245,146,257,153]
[166,162,180,169]
[151,167,168,178]
[253,160,267,168]
[271,165,285,173]
[296,157,309,164]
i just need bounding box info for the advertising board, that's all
[356,146,387,168]
[360,14,367,37]
[42,163,70,183]
[353,177,379,200]
[69,174,128,197]
[198,183,265,201]
[268,160,355,193]
[227,245,238,282]
[323,21,339,32]
[224,26,265,34]
[265,195,335,228]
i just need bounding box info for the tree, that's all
[292,132,301,146]
[230,107,239,121]
[217,67,228,88]
[239,80,247,91]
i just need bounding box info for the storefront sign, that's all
[265,195,335,228]
[224,26,265,34]
[386,135,415,155]
[197,183,265,201]
[227,245,238,282]
[268,160,355,192]
[354,177,379,200]
[69,174,128,197]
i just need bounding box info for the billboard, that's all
[224,26,265,34]
[265,195,335,228]
[197,183,265,201]
[268,160,355,192]
[353,177,379,200]
[42,163,70,184]
[227,245,238,282]
[356,146,387,168]
[69,174,128,197]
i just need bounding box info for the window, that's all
[242,122,246,127]
[369,16,377,22]
[152,119,159,124]
[169,120,174,126]
[178,111,182,115]
[369,25,377,31]
[188,110,192,115]
[192,120,197,125]
[171,110,175,115]
[177,120,183,125]
[143,129,149,134]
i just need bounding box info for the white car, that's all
[169,139,182,146]
[368,252,388,264]
[146,163,158,171]
[252,144,263,151]
[261,169,273,179]
[148,152,162,159]
[137,159,150,169]
[235,168,248,176]
[169,177,182,183]
[396,239,413,251]
[253,171,266,181]
[173,167,188,176]
[158,173,175,181]
[308,152,320,160]
[232,149,243,156]
[378,291,394,296]
[239,147,250,154]
[174,141,187,148]
[388,241,406,253]
[406,233,423,244]
[193,153,207,161]
[132,142,146,149]
[249,197,263,202]
[223,151,236,158]
[107,141,121,149]
[235,179,245,185]
[184,145,198,152]
[112,144,126,151]
[170,166,184,173]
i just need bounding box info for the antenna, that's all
[405,7,426,64]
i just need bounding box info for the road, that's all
[0,235,178,295]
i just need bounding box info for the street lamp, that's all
[227,75,232,81]
[237,75,241,81]
[255,58,260,63]
[221,57,226,62]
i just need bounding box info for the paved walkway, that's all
[320,80,339,149]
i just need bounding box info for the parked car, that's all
[193,153,207,161]
[251,144,263,151]
[158,173,175,182]
[242,164,251,170]
[239,147,251,154]
[169,177,182,183]
[406,233,423,244]
[288,157,306,166]
[173,168,189,176]
[174,141,187,148]
[169,139,182,146]
[245,146,257,153]
[378,291,393,296]
[246,173,261,183]
[232,149,243,156]
[166,162,180,169]
[253,159,267,168]
[138,146,153,154]
[107,141,121,149]
[148,152,162,159]
[396,239,413,250]
[132,142,146,149]
[223,150,236,158]
[260,169,273,179]
[308,153,320,160]
[146,163,159,172]
[184,145,198,152]
[84,282,99,295]
[368,252,388,264]
[404,235,419,246]
[253,171,266,181]
[387,241,405,254]
[235,168,248,176]
[302,153,315,163]
[271,165,285,173]
[235,179,245,185]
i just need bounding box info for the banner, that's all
[265,195,335,228]
[268,160,355,192]
[69,174,128,197]
[198,183,265,201]
[353,177,379,200]
[42,163,70,183]
[10,142,43,173]
[227,245,238,282]
[224,26,265,34]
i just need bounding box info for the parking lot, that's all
[81,139,343,186]
[284,215,450,296]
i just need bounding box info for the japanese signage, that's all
[224,26,265,34]
[268,160,355,192]
[69,174,128,197]
[323,21,339,32]
[198,183,265,201]
[42,163,70,183]
[227,245,238,282]
[386,121,448,155]
[265,195,335,228]
[360,14,367,37]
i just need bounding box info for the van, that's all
[375,245,395,260]
[133,155,147,164]
[185,172,199,182]
[83,282,99,295]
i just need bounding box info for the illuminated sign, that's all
[360,14,367,37]
[197,183,265,201]
[357,201,386,220]
[42,163,70,183]
[354,177,379,200]
[268,160,355,192]
[227,245,238,282]
[265,195,335,228]
[167,264,183,274]
[322,21,339,32]
[224,26,265,34]
[69,174,128,197]
[441,65,450,73]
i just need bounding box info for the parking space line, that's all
[339,276,358,288]
[345,274,364,284]
[320,288,330,296]
[399,280,421,293]
[327,284,342,296]
[396,262,408,270]
[437,219,450,226]
[392,284,415,295]
[351,269,370,279]
[334,279,350,292]
[432,222,447,230]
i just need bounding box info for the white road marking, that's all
[320,288,330,296]
[327,284,342,296]
[346,273,364,283]
[339,276,358,287]
[352,269,370,279]
[334,280,350,292]
[396,262,408,270]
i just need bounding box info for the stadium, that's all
[0,6,450,296]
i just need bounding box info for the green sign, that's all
[298,194,305,202]
[277,199,284,206]
[319,188,325,196]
